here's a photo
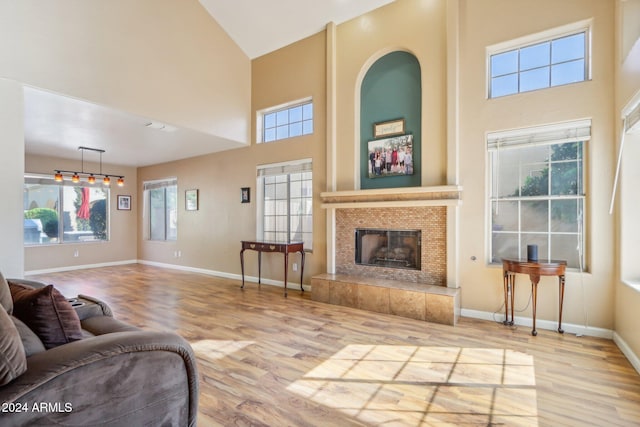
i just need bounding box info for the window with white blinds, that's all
[257,159,312,250]
[488,120,590,269]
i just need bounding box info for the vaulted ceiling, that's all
[24,0,395,167]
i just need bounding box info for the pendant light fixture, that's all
[53,146,124,186]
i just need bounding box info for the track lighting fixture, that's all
[53,146,124,186]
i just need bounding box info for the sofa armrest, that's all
[0,331,199,427]
[74,294,114,319]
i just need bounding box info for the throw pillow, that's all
[10,316,46,357]
[0,306,27,385]
[0,271,13,314]
[10,283,83,349]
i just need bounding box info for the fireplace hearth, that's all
[355,228,421,270]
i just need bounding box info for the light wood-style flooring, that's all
[29,264,640,426]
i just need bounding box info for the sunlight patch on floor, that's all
[191,340,255,360]
[287,345,538,426]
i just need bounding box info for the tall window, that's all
[488,121,590,269]
[143,178,177,241]
[489,28,589,98]
[24,175,109,245]
[257,160,313,250]
[259,98,313,143]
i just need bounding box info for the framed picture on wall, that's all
[241,187,250,203]
[367,134,413,178]
[185,189,199,211]
[373,118,405,138]
[117,195,131,211]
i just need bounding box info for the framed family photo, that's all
[367,134,414,178]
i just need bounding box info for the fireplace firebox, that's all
[355,228,421,270]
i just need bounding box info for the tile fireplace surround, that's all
[312,186,462,325]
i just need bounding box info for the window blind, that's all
[143,178,177,190]
[487,119,591,151]
[256,159,312,177]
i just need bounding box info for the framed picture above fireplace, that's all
[367,134,413,178]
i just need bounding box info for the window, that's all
[619,98,640,290]
[489,29,588,98]
[259,99,313,143]
[143,178,177,241]
[24,176,109,245]
[488,121,590,269]
[257,160,313,250]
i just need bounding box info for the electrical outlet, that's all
[73,249,79,257]
[292,263,298,272]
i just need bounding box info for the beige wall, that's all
[137,32,327,285]
[335,0,448,190]
[615,0,640,364]
[0,0,251,143]
[329,0,620,331]
[24,154,138,272]
[457,0,616,329]
[0,79,25,278]
[7,0,639,357]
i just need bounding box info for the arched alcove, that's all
[360,51,421,189]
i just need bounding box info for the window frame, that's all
[256,159,313,251]
[23,174,110,245]
[487,20,592,99]
[487,121,590,270]
[256,97,313,144]
[143,178,178,242]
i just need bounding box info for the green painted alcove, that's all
[360,51,421,189]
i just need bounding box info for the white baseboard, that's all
[460,308,614,339]
[136,260,311,291]
[24,259,138,276]
[613,332,640,375]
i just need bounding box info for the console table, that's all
[502,258,567,336]
[240,241,305,297]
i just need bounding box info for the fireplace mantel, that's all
[321,185,462,209]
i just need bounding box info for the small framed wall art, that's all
[117,195,131,211]
[241,187,250,203]
[185,189,199,211]
[373,118,405,138]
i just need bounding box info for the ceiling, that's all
[24,0,395,168]
[198,0,395,59]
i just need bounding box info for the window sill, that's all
[622,279,640,293]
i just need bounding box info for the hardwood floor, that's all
[29,264,640,426]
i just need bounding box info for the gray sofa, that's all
[0,273,198,426]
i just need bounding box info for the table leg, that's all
[503,270,510,325]
[283,252,289,298]
[258,251,262,288]
[299,250,305,292]
[240,249,245,289]
[531,280,539,336]
[558,275,565,333]
[509,274,516,325]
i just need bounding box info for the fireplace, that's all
[355,228,421,270]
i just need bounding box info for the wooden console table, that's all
[240,241,305,297]
[502,258,567,336]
